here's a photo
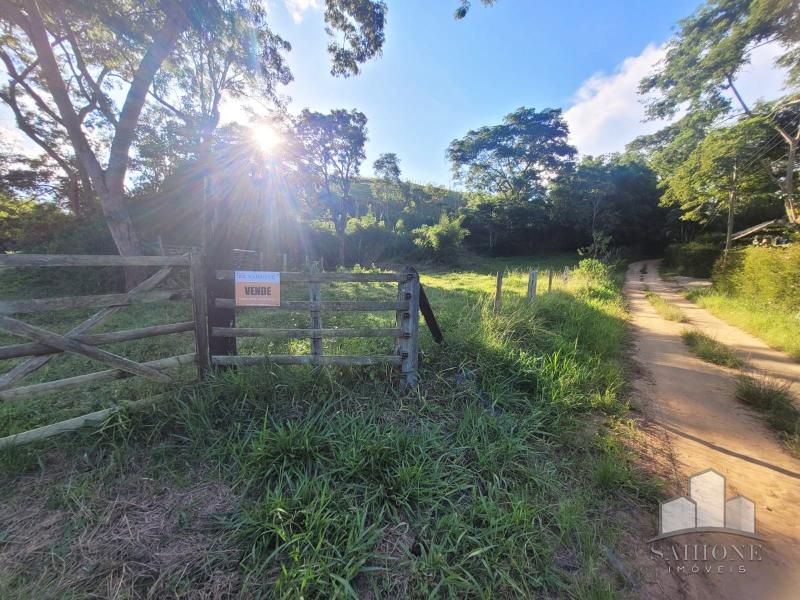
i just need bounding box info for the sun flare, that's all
[250,121,283,154]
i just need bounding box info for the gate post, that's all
[190,248,211,379]
[396,266,421,389]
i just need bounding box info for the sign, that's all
[234,271,280,307]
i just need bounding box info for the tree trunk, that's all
[724,162,737,264]
[785,138,797,224]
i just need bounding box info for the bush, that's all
[412,214,469,259]
[712,244,800,313]
[662,234,724,278]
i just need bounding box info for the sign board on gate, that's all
[234,271,280,307]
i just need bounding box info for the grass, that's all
[680,329,744,369]
[644,291,688,323]
[686,289,800,361]
[0,255,653,598]
[735,374,800,453]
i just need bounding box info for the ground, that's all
[624,259,800,600]
[0,255,649,599]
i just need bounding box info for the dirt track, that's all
[625,259,800,600]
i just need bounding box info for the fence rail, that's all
[0,254,432,447]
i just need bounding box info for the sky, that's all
[0,0,789,187]
[238,0,787,186]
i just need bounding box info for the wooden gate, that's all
[210,265,422,387]
[0,252,206,446]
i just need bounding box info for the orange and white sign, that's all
[234,271,280,307]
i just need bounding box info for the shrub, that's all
[412,213,469,259]
[662,234,724,278]
[711,244,800,313]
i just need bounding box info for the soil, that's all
[624,259,800,600]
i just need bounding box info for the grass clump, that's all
[0,256,647,598]
[688,289,800,361]
[735,374,800,450]
[645,291,689,323]
[681,330,743,369]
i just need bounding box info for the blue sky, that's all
[250,0,703,185]
[1,0,786,188]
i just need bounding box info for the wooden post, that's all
[527,270,538,302]
[396,266,421,388]
[494,271,503,312]
[548,269,553,293]
[282,253,288,271]
[309,264,323,358]
[203,176,236,363]
[157,235,166,256]
[189,248,210,379]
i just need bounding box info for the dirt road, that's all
[625,259,800,600]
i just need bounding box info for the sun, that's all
[250,121,283,154]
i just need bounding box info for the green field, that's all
[0,256,654,598]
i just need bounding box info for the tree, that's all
[292,109,368,265]
[660,118,777,254]
[0,0,388,286]
[550,154,665,254]
[447,107,576,204]
[371,152,402,222]
[639,0,800,222]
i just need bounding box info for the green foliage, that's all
[681,329,743,368]
[736,374,800,451]
[663,235,724,277]
[412,213,469,258]
[659,117,778,225]
[448,107,575,202]
[0,255,643,598]
[712,245,800,313]
[645,291,689,322]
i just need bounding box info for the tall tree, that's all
[639,0,800,222]
[447,107,576,204]
[0,0,387,285]
[371,152,401,222]
[292,108,368,265]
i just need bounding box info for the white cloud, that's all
[564,41,789,157]
[564,44,669,157]
[283,0,320,23]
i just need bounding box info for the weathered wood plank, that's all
[0,321,194,360]
[494,271,503,312]
[214,299,409,311]
[215,270,402,282]
[211,327,403,339]
[0,289,191,314]
[396,266,421,388]
[0,264,176,390]
[190,250,211,379]
[0,316,171,383]
[0,268,176,387]
[0,354,195,401]
[0,393,168,448]
[0,254,190,267]
[418,285,443,344]
[309,268,323,357]
[212,355,402,366]
[527,270,538,301]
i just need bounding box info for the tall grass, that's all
[645,291,688,323]
[0,257,647,598]
[681,329,743,369]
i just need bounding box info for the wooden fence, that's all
[0,254,433,446]
[211,265,422,386]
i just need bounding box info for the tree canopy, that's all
[447,107,575,203]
